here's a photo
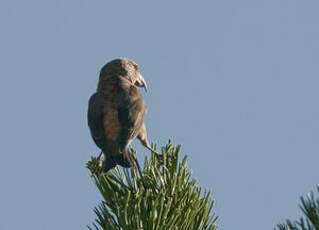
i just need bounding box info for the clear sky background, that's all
[1,0,319,229]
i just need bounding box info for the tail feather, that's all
[114,147,134,168]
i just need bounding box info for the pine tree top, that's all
[87,141,218,230]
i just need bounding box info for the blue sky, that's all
[1,0,319,229]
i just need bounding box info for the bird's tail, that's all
[114,147,135,168]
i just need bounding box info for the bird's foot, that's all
[89,152,104,176]
[155,153,164,165]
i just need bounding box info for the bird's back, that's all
[98,76,122,156]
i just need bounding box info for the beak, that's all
[135,73,148,92]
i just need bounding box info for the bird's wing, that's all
[87,92,108,152]
[117,80,147,152]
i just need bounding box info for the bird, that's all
[88,58,162,173]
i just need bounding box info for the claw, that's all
[155,153,164,164]
[144,145,163,164]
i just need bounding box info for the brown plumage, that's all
[88,58,162,173]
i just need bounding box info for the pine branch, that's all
[87,140,218,230]
[276,186,319,230]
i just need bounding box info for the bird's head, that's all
[99,58,148,92]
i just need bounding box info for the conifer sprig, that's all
[87,141,218,230]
